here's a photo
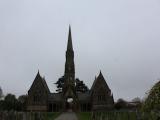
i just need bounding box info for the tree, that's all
[131,97,142,110]
[55,76,65,93]
[55,76,89,93]
[115,98,127,110]
[0,86,3,99]
[2,93,22,111]
[0,93,27,111]
[142,80,160,112]
[132,97,141,103]
[3,94,17,110]
[18,95,28,111]
[75,78,89,93]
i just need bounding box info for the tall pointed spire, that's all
[63,25,76,101]
[64,25,75,83]
[67,25,73,51]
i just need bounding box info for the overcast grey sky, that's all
[0,0,160,101]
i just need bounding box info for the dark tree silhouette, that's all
[18,95,28,111]
[55,76,89,93]
[75,78,89,93]
[115,98,127,110]
[0,93,28,111]
[3,94,20,111]
[0,86,3,99]
[55,76,65,93]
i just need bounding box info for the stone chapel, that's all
[27,26,114,112]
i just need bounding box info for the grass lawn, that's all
[77,112,91,120]
[46,112,60,120]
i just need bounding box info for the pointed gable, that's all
[91,71,114,111]
[28,71,50,94]
[91,71,110,93]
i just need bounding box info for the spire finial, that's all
[69,24,71,30]
[36,69,41,78]
[100,70,102,75]
[98,70,104,78]
[67,25,73,51]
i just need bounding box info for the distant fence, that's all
[0,111,56,120]
[0,111,160,120]
[91,111,160,120]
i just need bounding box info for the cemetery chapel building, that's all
[27,26,114,112]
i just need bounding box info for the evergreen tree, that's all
[55,76,89,93]
[54,76,65,93]
[75,78,89,93]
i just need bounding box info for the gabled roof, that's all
[91,71,110,92]
[28,71,50,93]
[90,76,98,92]
[78,92,90,102]
[42,77,50,93]
[48,93,62,102]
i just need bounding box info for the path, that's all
[55,110,78,120]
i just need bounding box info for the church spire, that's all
[64,25,75,80]
[67,25,73,51]
[63,25,76,98]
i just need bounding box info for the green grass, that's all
[77,112,91,120]
[43,112,60,120]
[49,112,60,120]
